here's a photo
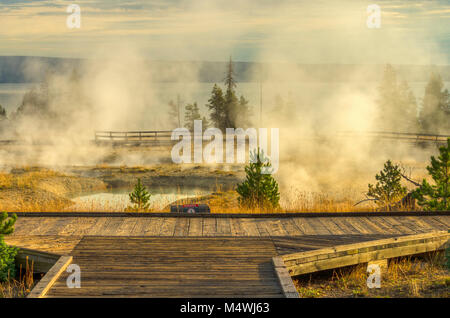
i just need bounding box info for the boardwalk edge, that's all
[27,255,73,298]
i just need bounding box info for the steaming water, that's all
[72,187,210,210]
[1,82,447,116]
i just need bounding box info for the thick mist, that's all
[0,0,448,207]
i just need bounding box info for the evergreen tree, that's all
[205,57,252,131]
[420,71,450,133]
[367,160,407,210]
[375,64,419,132]
[0,104,6,120]
[184,102,202,131]
[201,116,210,130]
[206,84,225,130]
[237,95,251,127]
[0,212,18,282]
[128,179,151,212]
[224,56,236,93]
[224,84,239,128]
[236,149,280,210]
[413,138,450,211]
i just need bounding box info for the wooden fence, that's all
[93,130,450,146]
[94,130,174,145]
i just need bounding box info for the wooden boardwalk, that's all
[10,215,450,238]
[44,235,394,298]
[7,215,449,298]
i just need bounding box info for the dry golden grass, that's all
[0,258,35,298]
[293,252,450,298]
[0,166,398,213]
[2,187,382,213]
[0,169,63,190]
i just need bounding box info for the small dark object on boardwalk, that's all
[170,204,211,214]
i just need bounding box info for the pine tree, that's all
[184,102,202,131]
[0,104,6,119]
[224,86,239,128]
[413,138,450,211]
[237,95,251,127]
[0,212,18,282]
[128,179,151,212]
[224,56,236,93]
[206,84,225,130]
[367,160,407,210]
[420,71,450,133]
[205,57,252,130]
[236,149,280,210]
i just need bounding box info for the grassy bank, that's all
[0,165,393,213]
[293,252,450,298]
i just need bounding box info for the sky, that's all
[0,0,449,64]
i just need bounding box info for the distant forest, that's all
[1,56,450,83]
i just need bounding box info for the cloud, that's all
[0,0,448,63]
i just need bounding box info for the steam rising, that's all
[0,0,448,204]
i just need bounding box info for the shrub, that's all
[367,160,407,210]
[128,178,151,212]
[413,138,450,211]
[236,149,280,210]
[0,212,18,282]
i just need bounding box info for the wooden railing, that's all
[94,130,174,145]
[94,130,450,146]
[337,131,450,143]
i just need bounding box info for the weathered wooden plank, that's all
[358,217,385,234]
[255,219,271,236]
[130,218,154,236]
[280,218,303,236]
[28,255,72,298]
[173,218,190,236]
[116,218,139,236]
[187,217,203,236]
[159,218,177,236]
[216,218,232,236]
[282,231,450,277]
[143,217,165,236]
[240,219,261,236]
[380,216,415,234]
[202,218,217,236]
[291,218,315,235]
[315,218,346,235]
[272,256,299,298]
[419,217,449,231]
[367,217,402,235]
[268,219,289,236]
[342,217,372,234]
[99,218,127,236]
[331,218,360,235]
[230,218,245,236]
[433,216,450,227]
[27,218,59,236]
[87,217,112,235]
[46,236,284,298]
